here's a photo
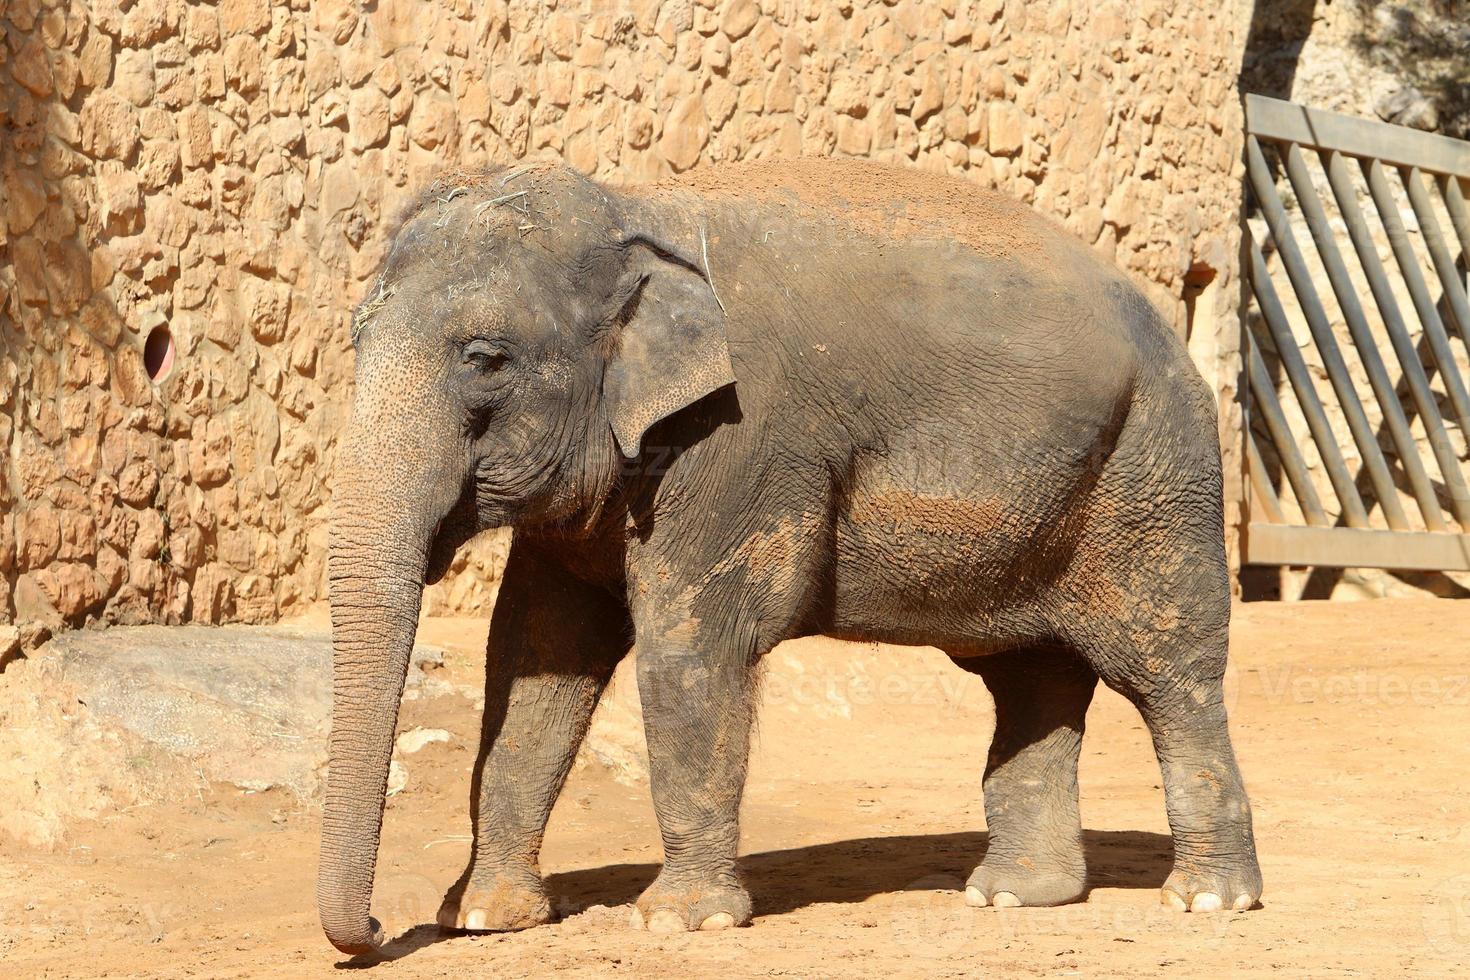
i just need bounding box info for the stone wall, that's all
[0,0,1250,649]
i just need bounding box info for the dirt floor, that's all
[3,597,1469,978]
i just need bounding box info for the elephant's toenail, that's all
[1161,889,1188,912]
[463,908,487,930]
[1190,892,1223,912]
[992,891,1022,908]
[699,912,735,930]
[647,909,684,933]
[629,907,646,930]
[964,886,988,908]
[1232,894,1254,911]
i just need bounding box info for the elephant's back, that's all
[653,159,1207,480]
[660,158,1102,274]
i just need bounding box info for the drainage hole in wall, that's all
[144,325,175,383]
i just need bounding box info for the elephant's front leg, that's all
[631,630,759,933]
[439,542,631,933]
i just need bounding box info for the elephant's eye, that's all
[462,339,509,373]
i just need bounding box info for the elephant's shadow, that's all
[346,830,1172,967]
[549,828,1172,919]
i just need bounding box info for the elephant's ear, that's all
[603,243,735,458]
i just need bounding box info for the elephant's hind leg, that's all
[954,645,1096,908]
[439,540,632,933]
[1079,620,1262,913]
[1064,518,1262,913]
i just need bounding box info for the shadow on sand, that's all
[342,828,1172,967]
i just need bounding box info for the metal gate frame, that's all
[1241,94,1470,571]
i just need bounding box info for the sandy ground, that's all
[3,598,1469,978]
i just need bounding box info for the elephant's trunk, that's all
[317,399,456,954]
[317,484,428,953]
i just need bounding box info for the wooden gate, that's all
[1241,94,1470,571]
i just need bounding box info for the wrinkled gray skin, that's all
[318,161,1262,955]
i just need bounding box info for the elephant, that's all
[316,159,1262,955]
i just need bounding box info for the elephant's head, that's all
[317,165,734,954]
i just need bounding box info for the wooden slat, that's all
[1244,523,1470,571]
[1246,340,1331,527]
[1245,138,1376,528]
[1246,431,1287,525]
[1245,238,1374,528]
[1401,166,1470,347]
[1442,176,1470,257]
[1279,143,1434,530]
[1362,159,1470,432]
[1246,94,1470,179]
[1322,149,1470,528]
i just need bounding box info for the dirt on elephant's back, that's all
[661,158,1087,264]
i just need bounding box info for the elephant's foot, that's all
[1159,854,1262,912]
[437,868,553,932]
[964,855,1087,908]
[629,872,752,933]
